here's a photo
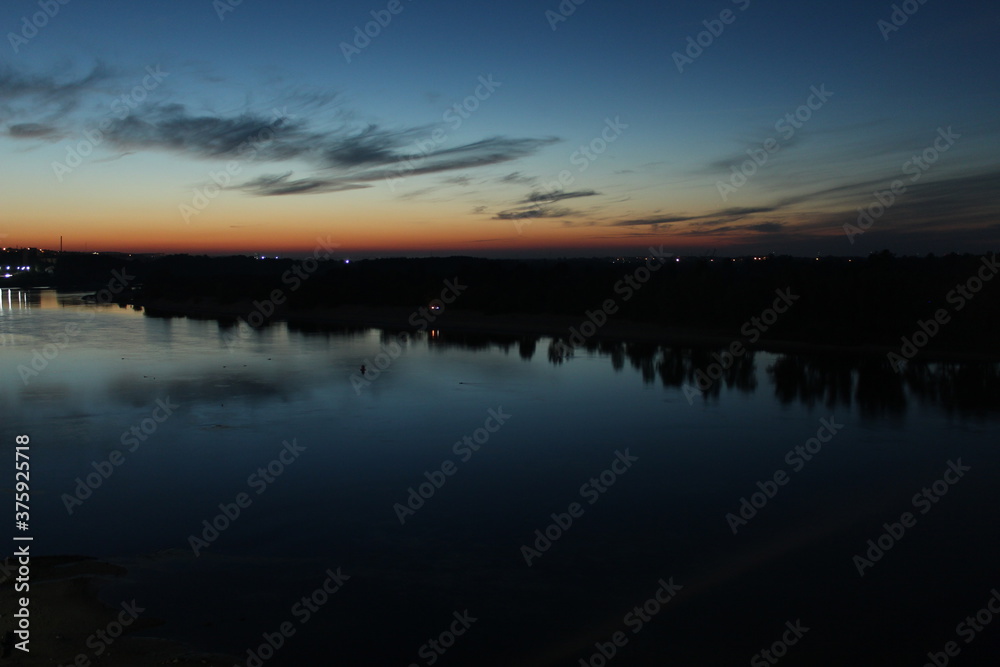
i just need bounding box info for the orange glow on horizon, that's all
[9,228,725,257]
[6,209,729,256]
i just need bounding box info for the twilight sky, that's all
[1,0,998,257]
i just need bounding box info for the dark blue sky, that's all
[2,0,998,255]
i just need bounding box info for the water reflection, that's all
[10,285,990,421]
[278,326,999,419]
[0,287,41,311]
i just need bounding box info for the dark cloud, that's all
[499,171,537,185]
[837,168,1000,233]
[520,189,598,204]
[744,222,786,233]
[607,206,781,232]
[703,133,803,173]
[493,206,575,220]
[238,172,371,196]
[0,62,112,108]
[682,222,788,236]
[388,137,557,175]
[605,167,1000,254]
[0,63,116,132]
[718,206,776,217]
[1,62,558,197]
[396,186,440,200]
[321,124,413,167]
[368,137,559,186]
[486,188,597,222]
[6,123,61,139]
[240,136,558,195]
[104,103,302,160]
[610,215,698,227]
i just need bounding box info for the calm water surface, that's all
[2,289,998,665]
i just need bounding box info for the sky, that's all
[1,0,998,257]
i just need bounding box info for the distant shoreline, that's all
[135,298,1000,364]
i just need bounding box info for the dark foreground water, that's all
[2,288,999,666]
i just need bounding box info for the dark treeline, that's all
[43,250,1000,356]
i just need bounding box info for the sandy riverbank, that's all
[0,556,234,666]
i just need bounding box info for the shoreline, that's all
[135,299,1000,364]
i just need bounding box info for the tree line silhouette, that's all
[46,250,1000,358]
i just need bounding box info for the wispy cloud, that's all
[488,188,599,221]
[493,206,576,220]
[682,221,788,236]
[0,62,112,115]
[5,122,62,139]
[520,189,598,204]
[498,171,537,185]
[237,172,371,196]
[239,136,558,196]
[0,62,559,197]
[609,215,692,227]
